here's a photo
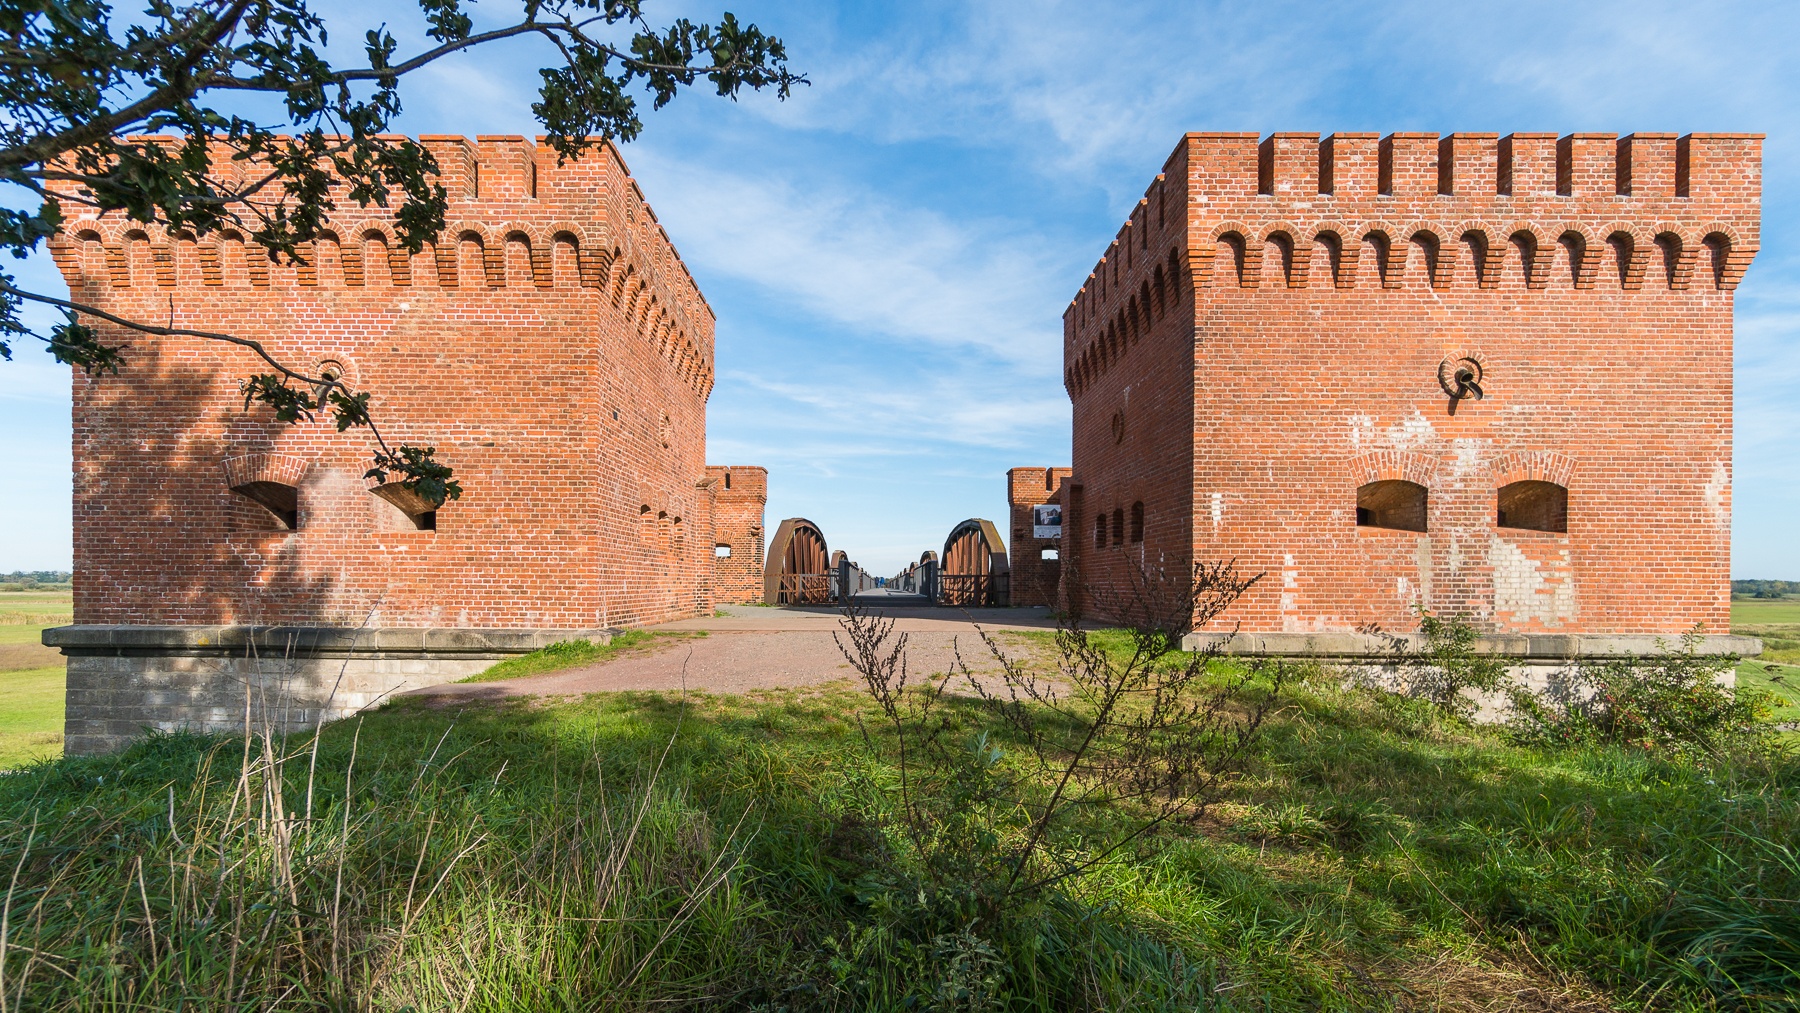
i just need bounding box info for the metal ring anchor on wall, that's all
[1438,355,1485,402]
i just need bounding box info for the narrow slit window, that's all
[1094,514,1107,548]
[1356,481,1427,533]
[1496,481,1568,533]
[1130,502,1145,543]
[1111,508,1125,546]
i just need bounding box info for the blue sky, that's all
[2,0,1796,578]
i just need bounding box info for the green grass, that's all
[1,666,1794,1011]
[459,629,704,683]
[1734,600,1800,626]
[0,623,56,646]
[0,666,64,769]
[1739,660,1800,726]
[0,591,68,770]
[1732,601,1800,677]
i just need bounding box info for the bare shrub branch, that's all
[836,558,1284,923]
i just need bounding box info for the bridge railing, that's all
[937,573,1004,607]
[777,573,833,605]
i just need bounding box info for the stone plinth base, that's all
[43,625,615,756]
[1180,630,1762,720]
[1180,630,1763,662]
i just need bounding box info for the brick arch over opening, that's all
[1598,222,1650,290]
[1486,450,1576,490]
[220,453,312,530]
[1699,221,1755,290]
[1344,450,1440,489]
[1551,222,1603,290]
[1311,221,1359,288]
[1401,223,1452,289]
[1356,221,1400,289]
[220,452,310,491]
[1258,221,1308,288]
[343,221,406,287]
[1450,221,1498,288]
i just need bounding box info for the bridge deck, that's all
[652,602,1058,633]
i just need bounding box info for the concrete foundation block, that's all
[45,624,615,755]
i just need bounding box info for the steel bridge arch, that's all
[939,518,1010,606]
[764,517,832,604]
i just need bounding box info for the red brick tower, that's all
[705,465,767,604]
[1006,467,1071,606]
[46,135,762,752]
[1062,132,1760,650]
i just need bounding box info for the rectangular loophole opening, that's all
[232,481,298,530]
[370,485,440,532]
[1497,481,1567,533]
[715,544,732,558]
[1356,481,1428,532]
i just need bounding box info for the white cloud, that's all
[631,149,1074,372]
[718,368,1067,451]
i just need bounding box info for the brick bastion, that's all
[1054,131,1764,675]
[43,135,765,754]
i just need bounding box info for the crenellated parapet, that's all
[1062,131,1762,396]
[46,134,716,399]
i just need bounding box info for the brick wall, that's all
[49,135,757,630]
[705,465,768,604]
[1063,131,1759,635]
[1006,467,1070,606]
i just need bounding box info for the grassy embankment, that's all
[0,590,69,769]
[1,636,1795,1010]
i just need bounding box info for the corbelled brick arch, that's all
[1059,130,1759,649]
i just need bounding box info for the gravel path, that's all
[406,602,1058,704]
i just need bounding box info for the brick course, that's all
[1061,131,1759,636]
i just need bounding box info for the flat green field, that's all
[0,590,69,769]
[1733,599,1800,626]
[1731,601,1800,718]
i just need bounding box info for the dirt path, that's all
[406,603,1058,704]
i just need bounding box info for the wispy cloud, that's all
[630,149,1073,372]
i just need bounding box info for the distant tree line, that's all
[1732,579,1800,598]
[0,571,70,587]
